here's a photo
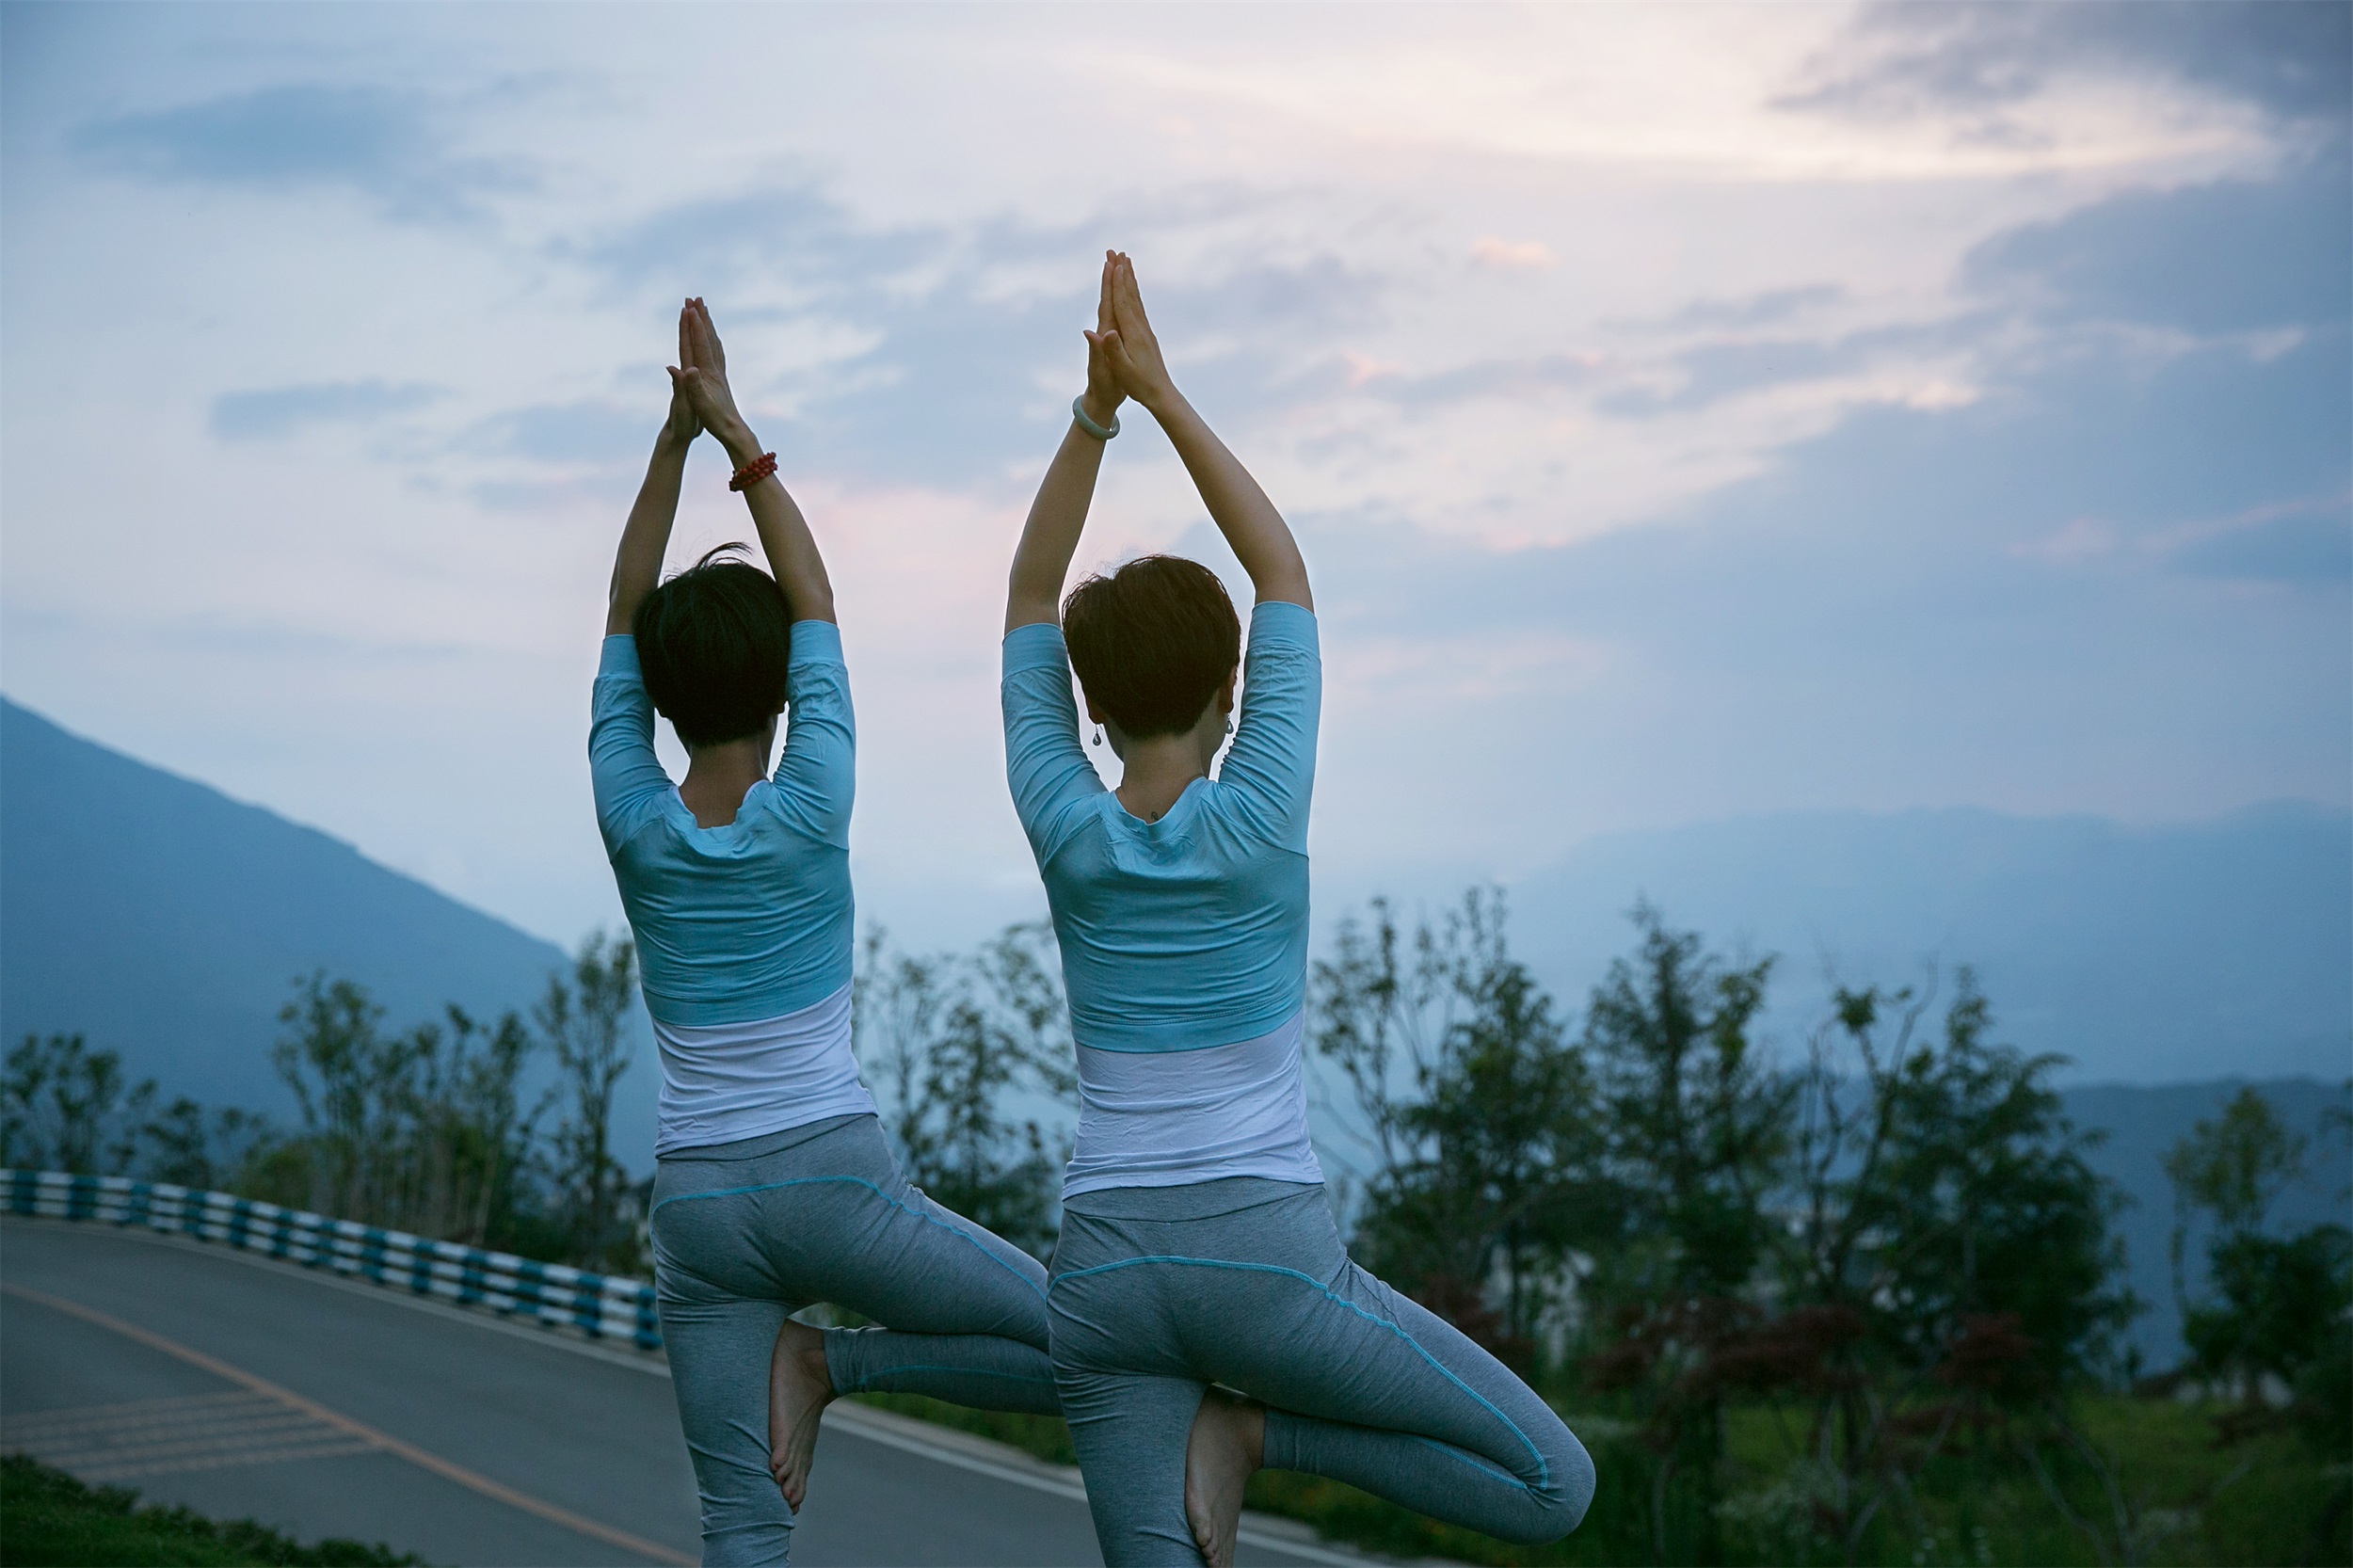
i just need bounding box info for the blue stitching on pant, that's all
[652,1175,1047,1302]
[1404,1432,1524,1487]
[1052,1253,1548,1491]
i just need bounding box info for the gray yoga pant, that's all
[1049,1177,1594,1565]
[651,1112,1060,1565]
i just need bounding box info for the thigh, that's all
[655,1120,1050,1347]
[1055,1366,1206,1568]
[774,1168,1051,1347]
[1198,1257,1563,1492]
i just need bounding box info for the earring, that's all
[1091,726,1104,747]
[1224,716,1235,738]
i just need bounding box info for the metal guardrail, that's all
[3,1169,662,1350]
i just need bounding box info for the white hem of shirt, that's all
[1063,1012,1324,1197]
[650,982,875,1157]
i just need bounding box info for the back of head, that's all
[632,544,792,748]
[1062,554,1241,739]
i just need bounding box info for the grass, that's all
[848,1391,2350,1567]
[0,1454,419,1567]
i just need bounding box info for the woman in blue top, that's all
[600,300,1059,1565]
[1002,256,1594,1567]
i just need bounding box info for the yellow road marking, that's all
[3,1284,694,1565]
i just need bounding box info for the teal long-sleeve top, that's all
[1000,600,1320,1054]
[589,623,856,1028]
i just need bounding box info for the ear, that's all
[1218,670,1238,712]
[1083,695,1106,726]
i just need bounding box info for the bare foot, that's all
[767,1317,835,1511]
[1184,1386,1264,1568]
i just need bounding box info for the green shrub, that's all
[0,1454,418,1567]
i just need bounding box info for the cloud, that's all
[1965,147,2351,334]
[567,184,1389,490]
[569,183,932,299]
[1472,236,1556,270]
[208,380,444,441]
[1366,352,1602,409]
[1598,337,1858,418]
[479,400,658,467]
[1782,1,2352,128]
[70,84,525,221]
[2168,499,2353,583]
[1646,285,1849,333]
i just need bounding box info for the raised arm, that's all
[1097,253,1312,611]
[605,305,702,635]
[671,297,837,625]
[1007,256,1127,633]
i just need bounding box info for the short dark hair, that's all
[632,544,792,748]
[1061,554,1241,739]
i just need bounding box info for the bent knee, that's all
[1515,1428,1596,1542]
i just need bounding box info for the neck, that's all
[679,735,771,828]
[1112,733,1218,824]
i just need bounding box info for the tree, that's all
[536,932,640,1271]
[1315,891,1609,1367]
[2166,1088,2351,1437]
[2,1032,153,1176]
[270,974,544,1242]
[855,923,1075,1260]
[270,974,404,1219]
[2165,1085,2310,1347]
[1767,973,2131,1565]
[132,1096,275,1192]
[1577,905,1785,1564]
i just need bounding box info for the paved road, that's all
[0,1219,1368,1567]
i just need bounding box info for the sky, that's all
[3,1,2347,956]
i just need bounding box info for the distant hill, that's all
[0,697,584,1129]
[1498,804,2351,1083]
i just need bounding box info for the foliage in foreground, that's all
[0,1454,419,1567]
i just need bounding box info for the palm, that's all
[672,297,744,435]
[1083,256,1125,415]
[1100,252,1173,405]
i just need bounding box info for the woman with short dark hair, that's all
[1002,255,1595,1567]
[599,300,1059,1565]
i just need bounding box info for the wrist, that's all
[716,422,762,466]
[1140,383,1189,422]
[1078,390,1122,429]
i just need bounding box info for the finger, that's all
[680,302,694,372]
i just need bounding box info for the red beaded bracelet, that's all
[728,452,777,492]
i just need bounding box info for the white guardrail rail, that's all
[4,1169,662,1351]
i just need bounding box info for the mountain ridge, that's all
[0,696,602,1139]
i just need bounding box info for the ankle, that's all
[1241,1404,1266,1471]
[802,1340,835,1397]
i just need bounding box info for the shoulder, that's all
[1001,620,1069,677]
[1246,600,1318,654]
[595,633,645,686]
[789,619,846,667]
